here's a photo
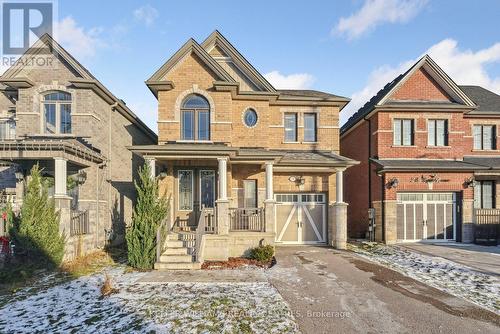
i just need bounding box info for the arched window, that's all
[181,94,210,140]
[43,91,72,134]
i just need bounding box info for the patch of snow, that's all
[0,267,298,333]
[350,243,500,314]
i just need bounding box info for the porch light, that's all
[14,169,24,182]
[386,178,399,189]
[76,170,87,185]
[464,176,475,188]
[288,176,305,186]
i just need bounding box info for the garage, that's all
[396,193,456,242]
[275,193,326,244]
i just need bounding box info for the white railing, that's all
[229,207,265,232]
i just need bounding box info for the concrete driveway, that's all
[269,246,499,334]
[399,243,500,276]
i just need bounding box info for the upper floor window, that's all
[393,119,413,146]
[428,119,448,146]
[0,119,16,140]
[473,125,496,150]
[181,94,210,141]
[284,113,298,142]
[43,91,72,134]
[304,113,317,142]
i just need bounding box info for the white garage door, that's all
[397,193,456,242]
[275,193,326,244]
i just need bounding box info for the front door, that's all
[396,193,456,242]
[275,193,326,244]
[176,168,215,229]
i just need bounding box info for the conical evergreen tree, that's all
[126,163,168,269]
[12,164,65,267]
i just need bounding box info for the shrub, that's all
[249,245,274,262]
[126,163,169,269]
[10,164,65,267]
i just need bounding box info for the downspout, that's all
[106,102,118,247]
[366,116,372,208]
[381,173,386,243]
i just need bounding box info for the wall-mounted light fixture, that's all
[288,176,305,186]
[464,176,475,188]
[14,167,24,182]
[158,167,168,180]
[386,177,399,189]
[76,170,87,185]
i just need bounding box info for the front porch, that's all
[129,143,356,269]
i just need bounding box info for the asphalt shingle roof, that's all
[460,85,500,114]
[370,159,490,171]
[277,90,349,101]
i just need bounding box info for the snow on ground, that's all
[0,267,298,334]
[349,242,500,314]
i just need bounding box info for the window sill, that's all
[176,140,213,144]
[30,133,75,138]
[425,145,452,149]
[302,141,318,144]
[391,145,417,148]
[282,141,300,144]
[471,149,500,152]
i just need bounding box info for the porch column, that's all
[217,158,228,200]
[216,157,229,235]
[146,157,156,179]
[54,157,68,197]
[53,157,71,255]
[332,168,347,250]
[265,162,274,201]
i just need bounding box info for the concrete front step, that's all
[159,254,193,263]
[166,233,180,241]
[162,247,188,255]
[154,261,202,270]
[165,240,184,248]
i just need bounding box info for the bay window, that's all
[474,181,495,209]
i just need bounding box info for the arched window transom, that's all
[180,94,210,141]
[43,91,72,134]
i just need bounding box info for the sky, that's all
[4,0,500,131]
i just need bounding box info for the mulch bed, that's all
[201,257,275,270]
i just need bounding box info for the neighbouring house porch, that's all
[0,137,107,259]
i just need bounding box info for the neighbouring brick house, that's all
[341,54,500,244]
[129,31,357,269]
[0,34,157,259]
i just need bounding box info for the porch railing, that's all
[70,210,90,236]
[229,207,265,232]
[156,215,171,263]
[474,208,500,224]
[194,206,215,263]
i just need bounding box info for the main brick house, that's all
[0,34,157,259]
[341,55,500,244]
[130,31,357,269]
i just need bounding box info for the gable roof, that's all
[146,37,236,96]
[460,85,500,114]
[341,55,476,136]
[200,30,276,93]
[0,34,157,142]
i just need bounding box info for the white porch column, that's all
[54,157,67,197]
[265,162,274,201]
[336,168,345,203]
[217,157,228,200]
[146,157,156,179]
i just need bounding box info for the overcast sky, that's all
[4,0,500,132]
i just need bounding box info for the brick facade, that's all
[341,56,500,243]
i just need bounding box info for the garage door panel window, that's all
[474,181,495,209]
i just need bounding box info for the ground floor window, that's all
[474,181,495,209]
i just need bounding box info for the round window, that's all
[243,108,258,127]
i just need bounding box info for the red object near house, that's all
[0,236,10,255]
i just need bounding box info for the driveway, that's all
[269,246,500,334]
[400,243,500,276]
